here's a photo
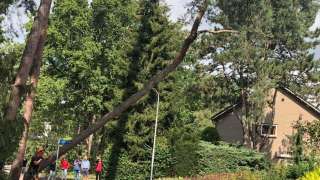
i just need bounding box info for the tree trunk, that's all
[240,89,253,148]
[4,0,51,122]
[31,0,209,173]
[9,123,29,180]
[9,2,50,177]
[86,115,96,158]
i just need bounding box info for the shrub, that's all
[101,141,269,179]
[300,167,320,180]
[195,141,269,175]
[201,127,220,144]
[101,141,173,180]
[286,162,312,179]
[168,124,200,177]
[262,164,289,180]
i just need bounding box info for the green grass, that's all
[40,172,96,180]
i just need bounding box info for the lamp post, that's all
[150,88,160,180]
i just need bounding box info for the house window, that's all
[261,124,277,137]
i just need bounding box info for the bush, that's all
[201,127,220,144]
[168,124,200,177]
[300,167,320,180]
[195,141,269,175]
[101,141,269,179]
[262,164,288,180]
[286,162,313,179]
[101,141,173,180]
[261,161,316,180]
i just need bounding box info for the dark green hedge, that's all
[196,141,269,175]
[101,141,268,179]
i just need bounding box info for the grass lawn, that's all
[39,172,97,180]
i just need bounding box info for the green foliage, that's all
[300,167,320,180]
[262,165,288,180]
[169,123,200,176]
[201,126,220,144]
[197,0,320,146]
[292,122,304,164]
[286,162,313,179]
[0,43,23,166]
[261,161,316,180]
[196,141,269,175]
[4,0,317,179]
[302,120,320,150]
[101,139,173,180]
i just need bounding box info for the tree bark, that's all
[4,0,52,122]
[9,2,50,177]
[32,0,209,173]
[86,115,96,158]
[9,123,29,180]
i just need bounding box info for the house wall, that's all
[215,88,319,160]
[216,109,244,144]
[264,89,319,159]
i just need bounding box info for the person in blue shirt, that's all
[73,156,81,180]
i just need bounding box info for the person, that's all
[95,158,103,180]
[73,157,81,180]
[28,147,45,180]
[19,158,28,180]
[60,157,70,180]
[22,158,28,174]
[81,156,90,180]
[48,161,56,180]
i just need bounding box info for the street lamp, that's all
[150,88,160,180]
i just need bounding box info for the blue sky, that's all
[2,0,320,58]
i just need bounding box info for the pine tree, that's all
[199,0,319,148]
[122,0,183,160]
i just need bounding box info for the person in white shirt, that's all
[81,155,90,180]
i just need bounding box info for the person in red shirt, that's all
[60,157,70,180]
[95,158,103,180]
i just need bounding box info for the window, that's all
[261,124,277,137]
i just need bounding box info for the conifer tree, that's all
[123,0,182,159]
[199,0,319,148]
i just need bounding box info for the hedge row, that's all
[101,141,268,179]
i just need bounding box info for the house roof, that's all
[211,102,241,122]
[211,86,320,122]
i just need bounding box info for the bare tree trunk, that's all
[240,89,253,148]
[4,0,51,121]
[86,115,96,158]
[9,123,29,180]
[9,1,50,177]
[31,0,209,173]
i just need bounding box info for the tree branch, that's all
[198,29,238,34]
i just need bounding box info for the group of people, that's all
[22,147,104,180]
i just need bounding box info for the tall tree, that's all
[198,0,319,148]
[7,0,52,178]
[0,0,52,174]
[122,0,183,160]
[30,0,212,174]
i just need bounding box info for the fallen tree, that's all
[26,0,233,175]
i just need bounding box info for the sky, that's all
[1,0,191,42]
[1,0,320,57]
[164,0,190,21]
